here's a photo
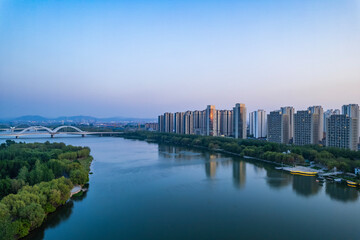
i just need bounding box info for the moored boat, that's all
[290,170,317,176]
[346,180,358,187]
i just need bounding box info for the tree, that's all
[18,202,45,229]
[70,169,88,185]
[17,166,29,182]
[0,203,16,240]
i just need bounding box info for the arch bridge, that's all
[0,125,123,138]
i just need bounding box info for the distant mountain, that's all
[0,115,156,123]
[54,116,98,122]
[13,115,49,121]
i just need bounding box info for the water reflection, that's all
[158,144,360,203]
[292,175,321,197]
[265,169,292,189]
[233,161,246,188]
[158,145,202,161]
[204,152,218,179]
[325,183,359,202]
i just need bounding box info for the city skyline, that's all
[1,0,360,118]
[158,102,359,150]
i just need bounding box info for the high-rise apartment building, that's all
[280,106,294,141]
[174,112,184,134]
[323,109,340,135]
[193,110,203,135]
[326,115,353,150]
[233,103,247,139]
[183,111,194,135]
[294,110,320,145]
[158,115,164,132]
[206,105,218,136]
[249,110,267,138]
[308,106,324,141]
[342,104,359,149]
[163,112,174,133]
[219,110,233,136]
[267,110,290,144]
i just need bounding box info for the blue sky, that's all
[0,0,359,118]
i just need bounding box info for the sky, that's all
[0,0,359,119]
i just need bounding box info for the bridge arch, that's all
[19,126,54,134]
[53,126,84,133]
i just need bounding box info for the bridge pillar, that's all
[82,134,85,137]
[51,134,54,138]
[15,136,18,139]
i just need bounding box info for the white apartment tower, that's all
[249,110,267,138]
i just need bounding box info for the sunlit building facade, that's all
[206,105,218,136]
[233,103,246,139]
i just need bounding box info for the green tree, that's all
[70,169,88,185]
[17,166,29,182]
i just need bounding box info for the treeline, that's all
[0,140,91,199]
[0,177,73,239]
[121,131,360,172]
[0,140,93,240]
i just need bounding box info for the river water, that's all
[2,136,359,239]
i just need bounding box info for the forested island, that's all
[121,131,360,174]
[0,140,93,240]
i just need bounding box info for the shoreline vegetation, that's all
[120,131,360,180]
[0,140,93,240]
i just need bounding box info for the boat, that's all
[346,180,358,187]
[290,170,317,176]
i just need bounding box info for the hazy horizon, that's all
[1,0,359,118]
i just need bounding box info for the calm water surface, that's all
[2,136,360,240]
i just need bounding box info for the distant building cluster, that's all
[158,103,360,151]
[158,104,247,139]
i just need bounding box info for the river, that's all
[1,136,359,239]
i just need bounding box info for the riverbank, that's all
[0,141,94,240]
[120,131,360,188]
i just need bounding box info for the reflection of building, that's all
[205,153,218,178]
[233,103,247,139]
[265,170,292,189]
[325,182,359,202]
[233,161,246,188]
[292,175,320,197]
[158,144,204,161]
